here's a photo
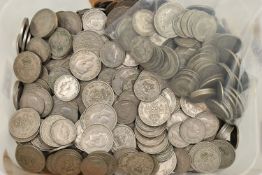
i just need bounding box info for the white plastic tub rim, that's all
[1,0,262,174]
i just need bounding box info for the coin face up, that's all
[82,9,107,33]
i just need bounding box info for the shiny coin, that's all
[138,137,169,154]
[30,8,58,38]
[13,51,42,83]
[75,120,85,151]
[80,103,117,130]
[26,37,51,62]
[180,97,208,117]
[100,41,125,68]
[139,95,170,126]
[82,9,107,33]
[190,88,216,102]
[82,80,114,107]
[12,81,23,109]
[70,49,101,81]
[213,140,236,169]
[57,11,82,35]
[154,2,184,38]
[180,118,206,144]
[167,110,189,129]
[196,111,220,139]
[80,124,114,153]
[54,74,80,101]
[155,153,177,175]
[9,108,41,142]
[161,88,177,113]
[216,123,234,141]
[50,118,77,145]
[168,122,189,148]
[112,124,136,152]
[132,9,155,36]
[174,148,191,174]
[123,53,139,67]
[189,141,221,173]
[15,144,45,173]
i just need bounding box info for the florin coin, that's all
[168,122,189,148]
[54,74,80,101]
[132,9,155,36]
[180,97,208,117]
[26,37,51,62]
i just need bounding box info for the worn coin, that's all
[31,135,53,151]
[135,125,165,139]
[9,108,41,142]
[54,74,80,101]
[98,68,116,86]
[100,41,125,68]
[82,80,114,107]
[74,120,84,151]
[80,103,117,130]
[81,155,108,175]
[216,123,234,141]
[153,144,174,163]
[155,153,177,175]
[190,88,216,102]
[180,118,206,144]
[139,95,170,126]
[135,115,166,133]
[112,124,136,152]
[167,110,189,129]
[82,9,107,33]
[113,100,137,124]
[57,11,82,35]
[196,111,220,139]
[13,51,42,83]
[174,148,191,174]
[161,88,177,113]
[15,144,46,173]
[134,128,166,147]
[80,124,114,153]
[123,53,139,67]
[138,137,169,154]
[168,122,189,148]
[26,37,51,62]
[132,9,155,36]
[206,99,230,121]
[30,8,58,38]
[12,81,23,110]
[180,97,208,117]
[19,91,45,115]
[189,141,221,173]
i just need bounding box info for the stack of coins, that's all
[16,18,31,54]
[9,2,246,175]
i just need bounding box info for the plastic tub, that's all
[0,0,262,174]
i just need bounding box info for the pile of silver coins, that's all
[9,1,244,175]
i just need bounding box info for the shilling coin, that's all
[30,8,58,38]
[98,68,116,86]
[180,97,208,117]
[100,41,125,68]
[82,9,107,33]
[54,74,80,101]
[48,27,72,59]
[31,135,53,151]
[26,37,51,62]
[155,153,177,175]
[13,51,42,83]
[132,9,155,36]
[154,2,184,38]
[134,128,166,147]
[123,53,139,67]
[13,81,23,109]
[189,141,221,173]
[168,122,189,148]
[190,88,216,102]
[80,124,114,153]
[137,137,169,154]
[50,118,77,145]
[40,115,65,147]
[196,111,220,139]
[139,95,170,126]
[113,100,137,124]
[174,148,191,173]
[112,124,136,152]
[213,140,236,169]
[80,103,117,130]
[70,49,101,81]
[81,155,108,175]
[82,80,114,107]
[167,110,189,129]
[57,11,82,35]
[9,108,41,142]
[15,144,46,173]
[180,118,206,144]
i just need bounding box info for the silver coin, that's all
[112,124,136,152]
[123,53,139,67]
[70,49,101,81]
[189,141,221,173]
[50,119,77,145]
[206,99,230,121]
[154,2,184,38]
[213,140,236,169]
[154,144,174,163]
[74,120,85,151]
[82,9,107,33]
[132,9,155,36]
[135,116,166,133]
[216,123,234,141]
[113,100,137,125]
[19,91,45,115]
[161,88,177,114]
[139,95,170,126]
[190,88,216,102]
[217,81,224,101]
[13,81,23,110]
[196,111,220,139]
[149,33,169,46]
[174,148,191,174]
[98,68,116,86]
[135,124,166,139]
[167,110,189,129]
[100,41,125,68]
[80,103,117,130]
[40,115,65,147]
[48,67,71,90]
[31,135,53,151]
[180,118,206,144]
[9,108,41,142]
[82,80,114,107]
[118,90,139,105]
[134,128,166,147]
[137,137,169,154]
[155,153,177,175]
[57,11,82,35]
[168,122,189,148]
[180,97,208,117]
[80,124,114,153]
[54,74,80,102]
[134,72,162,102]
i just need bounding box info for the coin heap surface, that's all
[9,2,247,175]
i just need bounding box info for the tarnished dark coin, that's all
[174,148,191,173]
[81,155,108,175]
[57,11,82,35]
